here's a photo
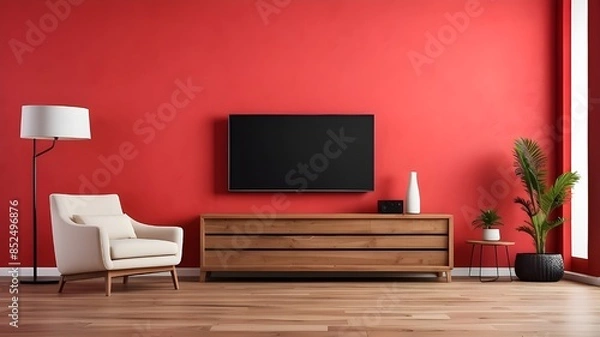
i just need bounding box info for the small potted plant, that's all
[472,209,503,241]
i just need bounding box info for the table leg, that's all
[505,245,514,281]
[479,244,484,282]
[480,245,501,282]
[494,246,501,281]
[468,244,476,277]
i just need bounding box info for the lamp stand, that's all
[21,138,60,284]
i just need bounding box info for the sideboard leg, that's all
[446,272,452,282]
[199,271,207,282]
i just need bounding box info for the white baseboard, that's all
[1,267,200,278]
[2,267,514,279]
[3,267,61,277]
[564,271,600,286]
[451,267,515,277]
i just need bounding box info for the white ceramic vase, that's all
[406,171,421,214]
[483,228,500,241]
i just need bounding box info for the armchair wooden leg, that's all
[123,276,129,285]
[170,267,180,290]
[58,276,66,293]
[105,274,112,297]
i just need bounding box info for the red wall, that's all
[0,0,559,269]
[587,0,600,277]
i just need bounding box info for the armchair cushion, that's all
[73,214,137,240]
[109,238,179,260]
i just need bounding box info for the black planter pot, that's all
[514,253,564,282]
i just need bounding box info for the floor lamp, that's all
[20,105,91,284]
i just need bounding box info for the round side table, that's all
[466,240,516,282]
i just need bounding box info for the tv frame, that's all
[227,113,375,193]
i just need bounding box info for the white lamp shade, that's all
[20,105,91,140]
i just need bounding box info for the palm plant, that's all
[472,209,503,229]
[513,138,580,254]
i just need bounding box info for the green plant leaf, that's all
[516,224,536,248]
[514,196,534,217]
[547,217,566,231]
[540,172,581,214]
[471,209,503,229]
[513,138,547,212]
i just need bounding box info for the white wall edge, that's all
[570,0,590,259]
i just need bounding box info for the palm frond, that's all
[546,217,566,231]
[514,196,534,217]
[515,138,547,182]
[539,172,581,214]
[516,224,536,238]
[516,224,538,250]
[513,138,547,207]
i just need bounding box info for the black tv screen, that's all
[228,114,374,192]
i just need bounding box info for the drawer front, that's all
[204,235,449,249]
[203,250,448,268]
[203,218,449,235]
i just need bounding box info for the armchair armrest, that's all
[128,216,184,257]
[52,216,113,274]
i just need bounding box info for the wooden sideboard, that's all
[199,213,454,282]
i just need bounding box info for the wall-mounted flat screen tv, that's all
[228,114,374,192]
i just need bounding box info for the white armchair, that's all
[49,193,183,296]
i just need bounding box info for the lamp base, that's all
[20,278,60,284]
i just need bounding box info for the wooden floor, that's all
[1,276,599,336]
